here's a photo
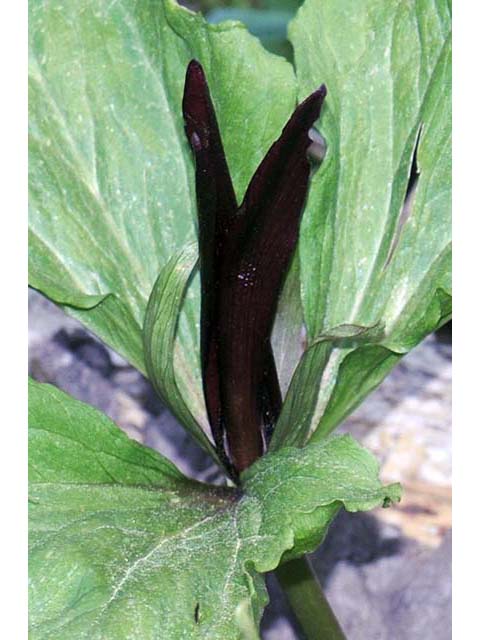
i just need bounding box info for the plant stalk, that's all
[275,555,347,640]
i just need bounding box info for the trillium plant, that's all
[28,1,451,639]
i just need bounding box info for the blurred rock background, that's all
[29,288,451,639]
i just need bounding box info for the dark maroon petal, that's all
[216,86,327,473]
[240,85,327,228]
[182,60,239,474]
[183,59,327,477]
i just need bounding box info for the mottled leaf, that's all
[142,242,222,467]
[29,0,296,445]
[272,0,451,448]
[29,379,400,639]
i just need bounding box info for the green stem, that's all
[275,555,346,640]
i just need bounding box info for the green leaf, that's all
[309,321,385,346]
[29,0,296,409]
[307,345,403,439]
[28,379,184,487]
[142,242,221,464]
[271,252,305,397]
[29,379,399,639]
[272,0,451,448]
[295,0,451,339]
[206,8,295,58]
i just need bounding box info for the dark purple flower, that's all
[183,60,326,479]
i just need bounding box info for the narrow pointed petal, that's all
[183,59,326,477]
[182,60,238,472]
[217,86,327,473]
[241,85,327,228]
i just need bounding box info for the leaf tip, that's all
[382,483,402,508]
